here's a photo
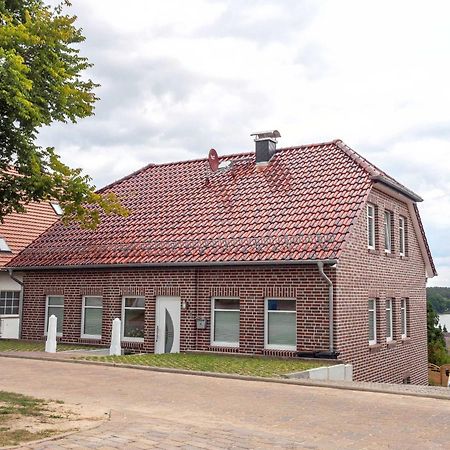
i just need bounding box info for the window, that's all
[0,237,11,252]
[50,202,63,216]
[82,296,103,339]
[368,299,377,345]
[0,291,20,315]
[384,211,392,253]
[265,299,296,350]
[122,297,145,341]
[211,298,240,347]
[46,296,64,336]
[399,216,406,256]
[367,204,375,249]
[400,298,407,339]
[385,299,393,342]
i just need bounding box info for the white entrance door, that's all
[155,297,181,354]
[0,316,20,339]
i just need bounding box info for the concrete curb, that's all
[0,353,449,401]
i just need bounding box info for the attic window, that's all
[0,237,11,252]
[50,203,63,215]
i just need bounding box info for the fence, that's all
[428,363,450,386]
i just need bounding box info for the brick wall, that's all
[21,265,332,355]
[336,187,428,384]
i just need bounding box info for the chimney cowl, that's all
[251,130,281,165]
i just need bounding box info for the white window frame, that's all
[45,295,64,337]
[0,291,20,316]
[384,210,392,253]
[367,204,375,250]
[81,296,103,339]
[210,297,240,348]
[399,216,406,256]
[368,299,377,345]
[385,299,393,343]
[264,298,297,351]
[121,296,145,342]
[400,298,407,339]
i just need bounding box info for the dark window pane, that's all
[267,299,296,311]
[215,298,239,310]
[125,297,145,308]
[124,309,144,338]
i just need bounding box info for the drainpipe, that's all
[7,269,24,339]
[317,262,335,354]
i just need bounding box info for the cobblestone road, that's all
[1,357,449,449]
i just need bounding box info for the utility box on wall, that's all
[196,317,207,329]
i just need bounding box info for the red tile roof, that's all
[0,202,59,267]
[6,140,434,271]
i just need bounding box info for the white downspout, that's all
[317,262,334,353]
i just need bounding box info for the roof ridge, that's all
[97,139,340,193]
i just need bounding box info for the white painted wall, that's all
[0,270,23,339]
[0,271,22,290]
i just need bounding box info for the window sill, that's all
[81,335,102,340]
[122,337,144,343]
[386,340,397,348]
[211,342,239,348]
[265,345,297,352]
[368,248,378,255]
[384,252,395,258]
[368,343,382,352]
[400,337,411,344]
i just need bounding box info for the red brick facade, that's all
[18,185,430,383]
[336,187,428,384]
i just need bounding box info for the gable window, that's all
[211,298,240,347]
[384,210,393,253]
[82,296,103,339]
[368,299,377,345]
[45,296,64,336]
[265,299,296,350]
[367,204,375,249]
[385,299,393,342]
[399,216,406,256]
[0,291,20,315]
[400,298,408,339]
[122,297,145,341]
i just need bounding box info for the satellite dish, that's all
[208,148,219,172]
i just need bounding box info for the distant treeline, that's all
[427,287,450,314]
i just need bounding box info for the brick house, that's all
[0,202,59,338]
[7,134,436,383]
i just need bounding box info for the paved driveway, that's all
[1,357,449,449]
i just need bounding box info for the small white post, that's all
[109,318,122,356]
[45,315,57,353]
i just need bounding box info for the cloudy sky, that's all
[40,0,450,285]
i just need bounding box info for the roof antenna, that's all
[208,148,233,172]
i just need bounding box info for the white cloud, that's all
[39,0,450,284]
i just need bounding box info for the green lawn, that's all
[0,391,60,447]
[0,340,96,353]
[80,353,324,378]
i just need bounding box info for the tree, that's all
[0,0,127,228]
[427,302,450,365]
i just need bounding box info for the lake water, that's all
[439,314,450,331]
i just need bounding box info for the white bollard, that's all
[109,318,122,356]
[45,315,57,353]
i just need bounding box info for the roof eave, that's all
[7,258,339,272]
[371,176,423,203]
